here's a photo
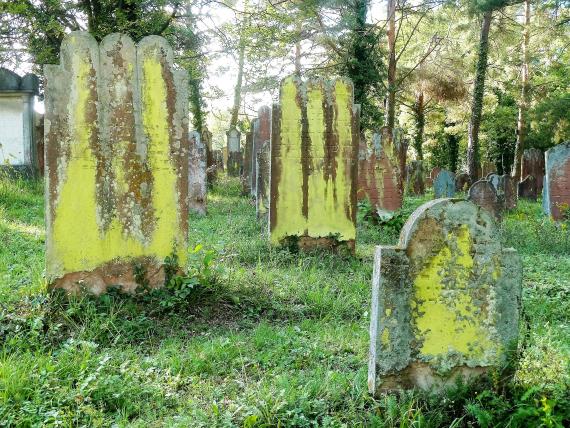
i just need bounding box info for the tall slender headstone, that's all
[242,126,253,195]
[45,32,189,294]
[256,141,270,219]
[189,130,207,215]
[226,127,241,176]
[269,76,359,252]
[369,199,521,393]
[251,106,271,197]
[543,142,570,220]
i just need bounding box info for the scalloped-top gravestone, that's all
[543,142,570,220]
[45,32,189,294]
[269,76,359,252]
[368,199,522,393]
[189,130,207,215]
[433,169,456,198]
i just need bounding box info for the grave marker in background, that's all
[433,169,456,198]
[455,172,471,192]
[242,126,253,195]
[226,128,241,176]
[256,141,270,219]
[518,175,537,201]
[189,130,207,215]
[543,142,570,220]
[406,160,425,196]
[468,180,501,219]
[251,106,271,197]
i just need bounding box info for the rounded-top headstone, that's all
[468,179,500,219]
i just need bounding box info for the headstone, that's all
[468,180,501,219]
[357,132,402,213]
[488,174,517,210]
[0,68,40,175]
[455,172,471,192]
[518,175,537,201]
[189,130,207,215]
[226,128,241,176]
[543,142,570,220]
[251,106,271,197]
[522,148,544,195]
[242,126,253,195]
[406,160,425,196]
[368,199,521,393]
[269,76,359,252]
[433,169,456,198]
[44,32,189,294]
[256,141,270,219]
[202,126,216,185]
[213,150,224,171]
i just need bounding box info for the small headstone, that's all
[189,131,207,215]
[269,76,359,252]
[543,142,570,220]
[226,128,242,176]
[368,199,521,393]
[468,180,501,219]
[518,175,537,201]
[357,132,402,212]
[455,172,471,192]
[522,148,545,195]
[256,141,270,219]
[433,169,456,198]
[406,160,425,196]
[251,106,271,197]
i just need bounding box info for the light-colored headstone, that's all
[269,76,359,252]
[256,141,270,219]
[189,130,207,215]
[44,32,189,294]
[226,127,241,176]
[368,199,521,393]
[543,142,570,220]
[242,126,253,195]
[488,174,517,210]
[433,169,456,198]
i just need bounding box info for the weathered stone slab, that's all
[433,169,455,198]
[455,172,471,192]
[468,180,501,219]
[269,76,359,252]
[44,32,189,294]
[256,141,270,219]
[518,175,537,201]
[189,130,207,215]
[357,132,402,213]
[202,126,216,185]
[522,148,544,195]
[251,106,271,197]
[406,160,425,196]
[543,142,570,220]
[242,126,253,195]
[368,199,521,393]
[226,128,241,176]
[488,174,517,210]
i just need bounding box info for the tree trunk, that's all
[295,22,302,75]
[512,0,531,181]
[413,91,425,160]
[230,38,245,129]
[467,10,492,182]
[386,0,397,138]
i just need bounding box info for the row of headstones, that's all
[44,32,527,393]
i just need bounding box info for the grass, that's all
[0,174,569,427]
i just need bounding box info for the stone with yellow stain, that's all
[368,199,521,393]
[44,32,189,294]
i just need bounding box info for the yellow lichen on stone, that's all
[413,225,494,359]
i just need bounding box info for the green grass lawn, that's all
[1,175,569,427]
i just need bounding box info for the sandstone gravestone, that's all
[468,180,501,219]
[406,160,425,196]
[189,131,207,215]
[518,175,537,201]
[455,172,471,192]
[357,132,402,213]
[433,169,456,198]
[251,106,271,197]
[522,148,544,195]
[45,32,189,294]
[543,142,570,220]
[488,174,517,210]
[368,199,522,393]
[242,126,253,195]
[256,141,270,219]
[269,76,359,252]
[226,128,241,176]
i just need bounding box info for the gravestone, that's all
[393,128,408,192]
[433,169,456,198]
[455,172,471,192]
[45,32,189,294]
[213,150,224,171]
[488,174,517,210]
[357,132,402,213]
[522,148,544,195]
[468,180,501,219]
[518,175,537,201]
[0,68,40,175]
[202,126,216,185]
[256,141,270,219]
[226,128,241,176]
[543,142,570,220]
[368,199,521,393]
[406,160,425,196]
[251,106,271,197]
[242,126,253,195]
[189,131,207,215]
[269,76,359,252]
